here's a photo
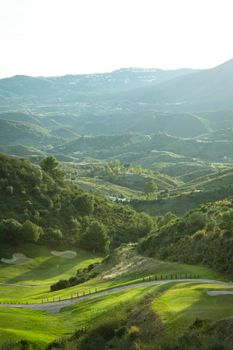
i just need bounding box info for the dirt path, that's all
[0,278,231,313]
[207,290,233,296]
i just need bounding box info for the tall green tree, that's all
[20,220,43,242]
[144,179,158,198]
[80,221,109,254]
[0,219,22,242]
[40,156,63,179]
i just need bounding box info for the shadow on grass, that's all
[7,255,88,284]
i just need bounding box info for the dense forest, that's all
[0,153,155,251]
[139,200,233,275]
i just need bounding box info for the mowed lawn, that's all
[0,285,159,347]
[0,244,102,301]
[152,282,233,337]
[0,244,232,348]
[0,244,226,303]
[1,282,233,347]
[0,244,102,286]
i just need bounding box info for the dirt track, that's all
[0,278,231,313]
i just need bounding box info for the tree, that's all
[0,218,22,243]
[73,193,94,214]
[40,156,63,179]
[186,211,207,234]
[144,180,158,198]
[80,221,109,254]
[20,220,43,242]
[43,227,63,243]
[219,209,233,232]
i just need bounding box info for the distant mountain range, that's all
[118,58,233,111]
[0,67,196,106]
[0,59,233,111]
[0,58,233,164]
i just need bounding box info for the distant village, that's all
[108,195,130,203]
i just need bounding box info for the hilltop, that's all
[119,58,233,110]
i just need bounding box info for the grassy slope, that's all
[0,286,157,346]
[132,165,233,216]
[0,244,231,347]
[0,245,223,303]
[1,282,233,347]
[0,244,101,286]
[152,282,233,338]
[74,176,145,199]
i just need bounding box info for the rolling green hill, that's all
[0,119,57,147]
[1,58,233,350]
[139,198,233,275]
[0,153,156,250]
[54,132,233,163]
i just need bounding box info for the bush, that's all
[50,280,69,292]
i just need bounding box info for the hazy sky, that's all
[0,0,233,77]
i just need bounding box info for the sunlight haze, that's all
[0,0,233,77]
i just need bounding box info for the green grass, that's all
[0,285,160,347]
[1,282,233,347]
[152,282,233,337]
[0,244,225,303]
[0,244,101,286]
[0,243,231,348]
[0,244,230,348]
[74,176,146,199]
[0,307,66,346]
[40,260,221,303]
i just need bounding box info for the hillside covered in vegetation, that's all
[139,199,233,275]
[0,153,155,251]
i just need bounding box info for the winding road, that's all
[0,278,231,313]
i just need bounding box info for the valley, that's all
[1,59,233,349]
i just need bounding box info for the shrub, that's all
[50,280,69,292]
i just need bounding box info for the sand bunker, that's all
[208,290,233,296]
[51,250,77,259]
[1,253,32,265]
